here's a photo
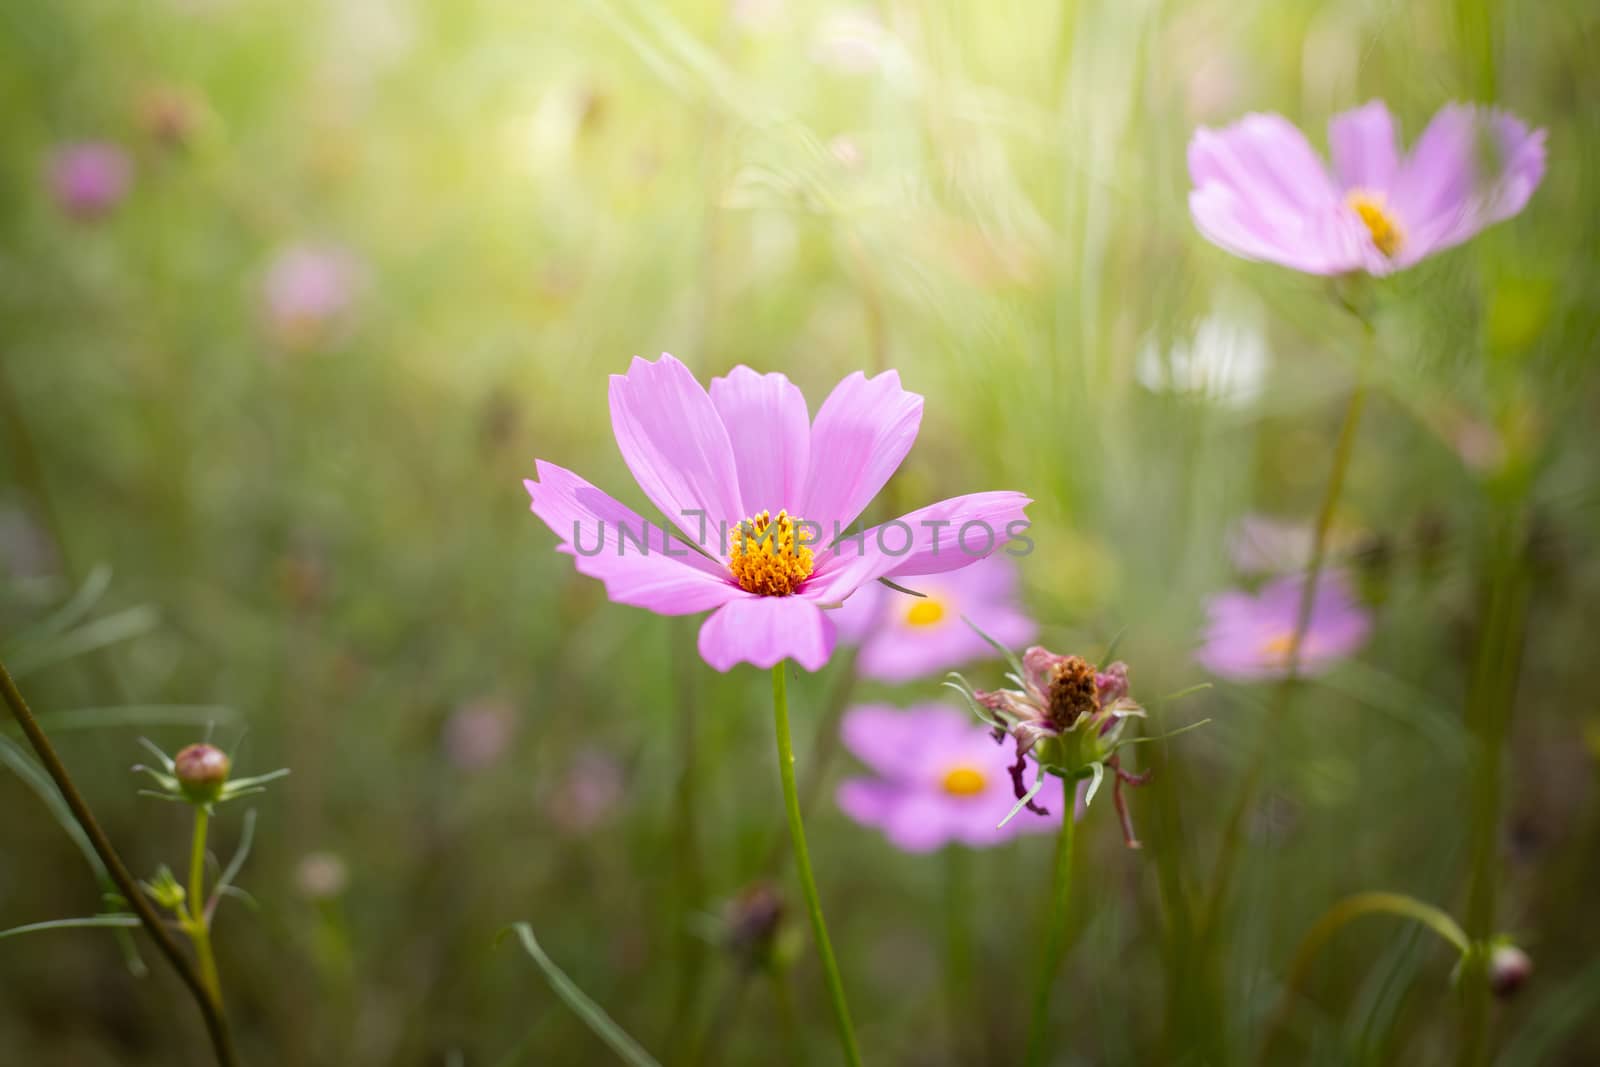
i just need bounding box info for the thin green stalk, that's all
[1260,892,1469,1063]
[1024,799,1077,1067]
[186,806,225,1006]
[0,659,239,1066]
[944,846,976,1063]
[1202,346,1372,938]
[770,663,861,1067]
[1458,505,1530,1065]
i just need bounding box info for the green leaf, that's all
[0,915,141,940]
[959,614,1026,678]
[506,922,661,1067]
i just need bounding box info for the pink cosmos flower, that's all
[1196,572,1372,682]
[523,355,1031,672]
[832,554,1036,682]
[48,142,132,221]
[836,704,1065,852]
[262,243,359,346]
[1189,100,1545,275]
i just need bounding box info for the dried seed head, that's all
[1045,655,1100,729]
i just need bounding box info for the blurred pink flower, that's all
[836,704,1065,852]
[48,142,131,220]
[442,698,517,771]
[832,554,1035,682]
[1189,101,1545,274]
[524,355,1030,672]
[548,748,625,835]
[1196,572,1371,682]
[262,243,359,346]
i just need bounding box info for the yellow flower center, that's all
[904,598,946,627]
[727,509,814,596]
[1260,630,1298,661]
[941,766,987,796]
[1347,191,1403,259]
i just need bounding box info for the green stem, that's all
[1024,798,1077,1067]
[1260,892,1469,1063]
[187,806,225,1006]
[770,663,861,1067]
[1203,353,1371,938]
[944,846,975,1062]
[1459,505,1530,1065]
[0,659,239,1066]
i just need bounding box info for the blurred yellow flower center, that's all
[1260,630,1298,660]
[905,598,946,627]
[942,766,987,796]
[1347,192,1403,259]
[728,510,814,596]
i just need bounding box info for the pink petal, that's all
[800,370,922,532]
[709,366,811,515]
[524,462,744,615]
[1329,100,1401,192]
[808,491,1031,602]
[839,703,971,779]
[696,596,836,672]
[1392,105,1546,264]
[609,354,744,549]
[1189,114,1341,218]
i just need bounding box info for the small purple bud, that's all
[1488,943,1532,999]
[173,743,231,803]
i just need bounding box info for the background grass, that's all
[1,0,1597,1063]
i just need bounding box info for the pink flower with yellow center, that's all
[836,704,1065,852]
[1196,572,1372,682]
[1190,101,1545,275]
[524,355,1031,672]
[832,554,1036,682]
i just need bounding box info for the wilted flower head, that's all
[524,354,1030,672]
[48,142,131,221]
[262,243,360,348]
[836,704,1065,852]
[832,554,1036,682]
[1196,572,1371,682]
[136,86,205,150]
[949,641,1155,848]
[1190,101,1545,275]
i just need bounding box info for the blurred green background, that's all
[2,0,1597,1064]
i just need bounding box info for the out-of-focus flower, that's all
[1189,101,1546,275]
[836,704,1064,852]
[833,554,1035,682]
[811,9,890,74]
[47,142,131,221]
[1136,306,1269,408]
[523,355,1030,672]
[442,698,517,771]
[828,134,864,170]
[1196,572,1371,682]
[732,0,785,31]
[0,505,59,580]
[547,748,625,835]
[295,851,349,900]
[950,646,1152,848]
[136,86,205,150]
[261,243,360,349]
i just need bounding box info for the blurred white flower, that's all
[731,0,785,31]
[811,8,913,83]
[295,851,349,900]
[1136,304,1268,408]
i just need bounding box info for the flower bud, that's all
[173,743,231,804]
[1488,943,1532,999]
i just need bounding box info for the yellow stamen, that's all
[942,766,986,796]
[905,598,946,627]
[1347,191,1403,259]
[1260,631,1298,661]
[727,509,814,597]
